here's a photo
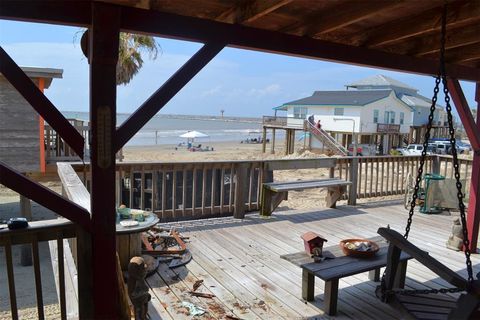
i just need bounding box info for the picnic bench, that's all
[260,178,351,216]
[281,236,412,316]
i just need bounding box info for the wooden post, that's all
[432,155,440,174]
[290,130,295,154]
[465,83,480,252]
[234,163,248,219]
[262,127,267,153]
[284,129,289,155]
[89,3,120,318]
[20,195,32,266]
[271,128,276,154]
[348,158,358,205]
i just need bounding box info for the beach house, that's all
[274,75,448,153]
[0,67,63,173]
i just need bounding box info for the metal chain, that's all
[378,5,474,300]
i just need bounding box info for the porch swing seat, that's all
[377,227,480,320]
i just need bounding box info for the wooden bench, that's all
[260,178,351,216]
[281,236,412,316]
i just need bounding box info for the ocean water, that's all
[63,111,275,146]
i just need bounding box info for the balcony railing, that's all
[377,123,401,133]
[262,115,288,127]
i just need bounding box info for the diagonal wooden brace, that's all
[0,161,91,231]
[447,78,480,153]
[0,47,85,159]
[114,42,225,152]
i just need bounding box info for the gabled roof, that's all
[276,90,392,110]
[347,75,417,92]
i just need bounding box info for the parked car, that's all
[399,144,436,156]
[347,144,377,156]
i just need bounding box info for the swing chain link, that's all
[377,5,474,301]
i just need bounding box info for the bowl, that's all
[339,239,379,258]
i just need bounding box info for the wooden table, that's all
[116,212,159,270]
[281,236,412,316]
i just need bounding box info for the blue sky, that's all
[1,20,476,117]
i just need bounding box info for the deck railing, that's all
[262,115,289,127]
[70,155,473,222]
[0,219,77,320]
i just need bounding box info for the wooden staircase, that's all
[306,120,348,156]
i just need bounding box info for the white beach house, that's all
[274,75,447,153]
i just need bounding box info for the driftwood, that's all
[127,257,151,320]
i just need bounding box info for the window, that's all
[334,107,344,116]
[373,110,379,123]
[384,111,390,123]
[400,112,404,125]
[293,106,307,119]
[390,111,395,124]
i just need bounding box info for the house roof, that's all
[276,90,392,110]
[1,66,63,89]
[301,231,327,242]
[347,75,417,92]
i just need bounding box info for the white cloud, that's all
[200,85,222,97]
[247,84,281,97]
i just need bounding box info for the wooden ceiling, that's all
[104,0,480,69]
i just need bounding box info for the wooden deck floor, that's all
[145,200,480,320]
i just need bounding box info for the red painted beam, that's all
[466,83,480,252]
[0,47,85,159]
[1,1,479,82]
[447,78,480,152]
[0,161,91,231]
[115,42,224,151]
[89,3,120,318]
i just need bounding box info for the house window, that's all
[384,111,389,123]
[373,110,379,123]
[334,107,344,116]
[293,107,307,119]
[400,112,404,125]
[390,111,395,124]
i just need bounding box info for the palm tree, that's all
[220,109,225,118]
[80,31,159,85]
[116,33,159,85]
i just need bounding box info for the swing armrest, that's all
[378,228,468,290]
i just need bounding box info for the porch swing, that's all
[375,5,479,320]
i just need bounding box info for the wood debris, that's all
[192,279,204,291]
[188,291,215,298]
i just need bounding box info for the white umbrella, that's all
[180,131,209,138]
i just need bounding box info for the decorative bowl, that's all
[339,239,379,258]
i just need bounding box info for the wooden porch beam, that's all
[410,26,480,57]
[307,1,404,37]
[447,79,480,152]
[89,3,120,318]
[216,0,292,24]
[0,161,91,231]
[0,47,85,159]
[115,42,224,151]
[466,82,480,252]
[360,1,480,48]
[1,1,479,81]
[0,0,90,26]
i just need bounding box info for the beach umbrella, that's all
[180,131,209,138]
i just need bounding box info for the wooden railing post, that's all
[19,195,32,266]
[432,155,440,174]
[234,163,248,218]
[348,158,358,205]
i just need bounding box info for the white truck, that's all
[399,144,436,156]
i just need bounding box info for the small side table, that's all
[116,212,159,271]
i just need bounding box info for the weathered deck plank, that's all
[146,201,479,319]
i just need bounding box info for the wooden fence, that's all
[0,219,77,320]
[71,155,473,222]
